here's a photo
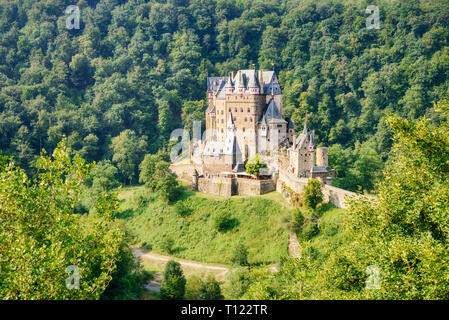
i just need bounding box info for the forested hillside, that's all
[0,0,448,191]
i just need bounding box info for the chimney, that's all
[258,69,264,94]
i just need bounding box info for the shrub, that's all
[290,208,305,233]
[231,242,249,266]
[174,201,191,217]
[185,275,223,300]
[303,178,324,211]
[159,237,174,254]
[300,220,319,241]
[213,211,232,232]
[160,260,186,300]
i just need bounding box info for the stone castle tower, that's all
[205,69,290,164]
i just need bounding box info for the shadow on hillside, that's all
[220,218,240,233]
[171,246,187,255]
[117,208,134,219]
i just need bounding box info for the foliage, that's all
[303,178,324,211]
[1,0,448,192]
[235,101,449,300]
[0,139,132,299]
[174,201,192,217]
[111,130,148,185]
[213,210,233,232]
[160,260,186,300]
[324,100,449,299]
[159,236,175,254]
[231,242,249,267]
[139,152,170,186]
[290,208,305,233]
[185,275,223,300]
[139,156,183,202]
[245,153,267,177]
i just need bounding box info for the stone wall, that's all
[236,178,276,196]
[170,162,203,182]
[197,177,235,196]
[323,185,375,209]
[171,163,370,208]
[277,168,370,209]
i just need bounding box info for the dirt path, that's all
[134,248,229,275]
[288,232,301,259]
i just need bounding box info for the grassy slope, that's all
[300,204,348,265]
[118,186,292,265]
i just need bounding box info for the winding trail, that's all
[134,247,229,276]
[133,248,229,292]
[288,232,301,259]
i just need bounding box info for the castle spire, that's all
[227,112,235,131]
[308,130,315,153]
[302,123,308,136]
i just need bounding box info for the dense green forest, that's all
[0,0,448,192]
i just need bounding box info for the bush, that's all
[290,208,305,233]
[231,242,249,266]
[159,237,174,254]
[303,178,324,211]
[174,201,191,217]
[160,260,186,300]
[213,211,232,232]
[300,220,319,241]
[185,275,223,300]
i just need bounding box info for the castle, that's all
[170,69,365,208]
[197,69,335,182]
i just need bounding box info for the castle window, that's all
[228,108,231,112]
[247,108,250,112]
[234,117,236,121]
[221,129,223,133]
[245,117,247,122]
[221,119,224,123]
[250,117,252,122]
[235,108,237,112]
[243,128,245,132]
[240,108,243,112]
[221,110,224,115]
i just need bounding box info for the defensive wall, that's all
[170,163,372,208]
[277,168,374,209]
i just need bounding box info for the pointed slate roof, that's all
[227,112,235,129]
[295,123,309,150]
[264,99,283,120]
[247,71,259,88]
[224,76,234,88]
[207,77,227,94]
[309,131,315,147]
[223,134,242,156]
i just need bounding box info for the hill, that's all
[118,186,292,265]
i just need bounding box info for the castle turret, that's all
[247,71,260,94]
[224,76,234,95]
[235,70,245,94]
[316,147,328,167]
[308,131,315,153]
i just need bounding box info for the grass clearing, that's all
[118,186,291,265]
